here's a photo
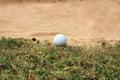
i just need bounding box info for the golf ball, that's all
[53,34,67,46]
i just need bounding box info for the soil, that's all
[0,0,120,45]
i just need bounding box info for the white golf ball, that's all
[53,34,67,46]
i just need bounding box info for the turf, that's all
[0,37,120,80]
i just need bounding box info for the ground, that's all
[0,0,120,45]
[0,1,120,79]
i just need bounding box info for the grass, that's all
[0,37,120,80]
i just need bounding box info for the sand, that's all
[0,0,120,45]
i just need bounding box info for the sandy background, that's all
[0,0,120,45]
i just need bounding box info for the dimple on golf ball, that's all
[53,34,67,46]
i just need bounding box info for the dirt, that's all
[0,0,120,45]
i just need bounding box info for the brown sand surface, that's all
[0,0,120,45]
